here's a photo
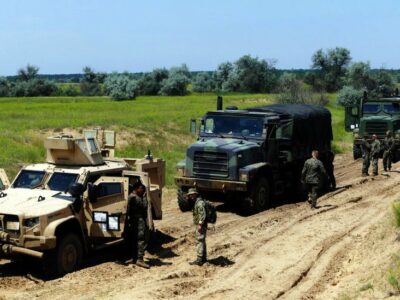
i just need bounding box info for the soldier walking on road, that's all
[128,182,150,269]
[370,134,381,176]
[187,188,208,266]
[301,150,328,209]
[383,130,395,172]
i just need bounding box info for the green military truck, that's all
[175,99,334,213]
[345,93,400,161]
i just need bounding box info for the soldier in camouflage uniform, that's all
[187,188,207,266]
[370,134,381,175]
[128,182,150,269]
[361,135,371,176]
[383,130,394,172]
[301,150,328,209]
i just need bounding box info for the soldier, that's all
[301,150,328,209]
[128,182,150,269]
[187,188,207,266]
[383,130,395,172]
[370,134,381,176]
[361,135,371,176]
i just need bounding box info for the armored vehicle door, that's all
[122,170,158,230]
[345,106,360,132]
[85,176,129,238]
[0,169,10,190]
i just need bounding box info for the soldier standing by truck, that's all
[187,188,208,266]
[383,130,395,172]
[301,150,328,209]
[361,135,371,176]
[128,183,150,269]
[370,134,381,176]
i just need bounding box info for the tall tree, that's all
[311,47,351,92]
[17,64,39,81]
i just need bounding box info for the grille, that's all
[193,151,229,178]
[0,214,20,238]
[365,121,388,136]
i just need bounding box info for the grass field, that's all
[0,93,350,186]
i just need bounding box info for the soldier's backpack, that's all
[205,201,217,224]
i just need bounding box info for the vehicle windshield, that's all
[383,103,400,113]
[13,170,46,189]
[202,115,264,138]
[47,172,79,192]
[363,104,380,113]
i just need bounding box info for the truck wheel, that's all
[56,234,83,276]
[43,233,83,277]
[250,177,270,212]
[177,188,191,212]
[353,144,362,160]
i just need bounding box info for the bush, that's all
[192,72,215,92]
[137,68,169,95]
[104,73,138,100]
[276,73,329,106]
[0,77,11,97]
[80,66,104,96]
[159,65,191,96]
[336,86,364,106]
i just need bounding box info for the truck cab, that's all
[345,96,400,160]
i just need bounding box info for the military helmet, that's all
[187,188,198,196]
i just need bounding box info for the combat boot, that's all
[189,258,205,266]
[136,259,150,269]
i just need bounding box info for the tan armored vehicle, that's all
[0,130,165,275]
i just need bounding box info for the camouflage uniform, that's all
[370,139,381,175]
[128,191,148,261]
[301,157,327,208]
[361,139,371,176]
[383,135,395,171]
[193,197,207,261]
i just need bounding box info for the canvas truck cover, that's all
[247,104,333,144]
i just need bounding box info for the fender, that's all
[239,162,273,183]
[43,216,88,252]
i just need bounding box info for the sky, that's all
[0,0,400,75]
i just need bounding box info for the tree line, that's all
[0,48,398,102]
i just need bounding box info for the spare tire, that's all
[177,188,192,212]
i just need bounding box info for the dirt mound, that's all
[1,153,400,299]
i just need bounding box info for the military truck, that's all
[175,99,334,213]
[0,129,165,276]
[345,92,400,161]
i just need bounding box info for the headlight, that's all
[23,217,40,228]
[6,221,20,231]
[239,173,248,181]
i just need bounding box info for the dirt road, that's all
[1,153,400,299]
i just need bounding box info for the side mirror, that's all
[351,106,359,117]
[88,182,97,203]
[190,119,197,134]
[67,183,85,197]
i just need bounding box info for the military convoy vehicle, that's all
[345,92,400,161]
[175,98,334,213]
[0,129,165,276]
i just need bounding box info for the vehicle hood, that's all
[0,188,72,217]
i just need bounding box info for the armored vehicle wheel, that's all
[250,177,270,212]
[177,188,191,212]
[44,233,83,277]
[353,144,362,160]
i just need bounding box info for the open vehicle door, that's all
[345,106,360,132]
[85,176,129,238]
[122,170,161,230]
[0,169,10,190]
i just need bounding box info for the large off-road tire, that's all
[44,233,83,277]
[242,177,270,214]
[177,188,191,212]
[353,144,362,160]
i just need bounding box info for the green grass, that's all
[0,92,350,186]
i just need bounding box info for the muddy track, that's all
[2,153,400,299]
